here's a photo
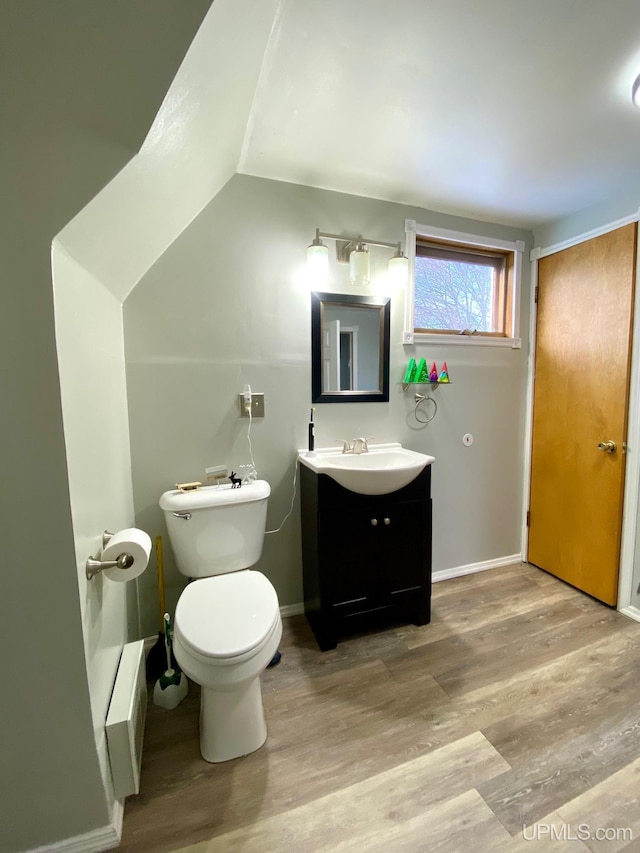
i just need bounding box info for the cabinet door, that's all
[319,508,380,614]
[378,499,431,598]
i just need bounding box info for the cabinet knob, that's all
[370,518,378,526]
[383,517,391,526]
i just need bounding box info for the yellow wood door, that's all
[528,223,637,605]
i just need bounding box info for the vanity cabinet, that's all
[300,463,432,650]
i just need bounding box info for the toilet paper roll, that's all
[101,528,152,583]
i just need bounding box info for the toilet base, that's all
[199,677,267,763]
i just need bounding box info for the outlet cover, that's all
[238,393,265,418]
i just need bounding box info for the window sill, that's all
[403,332,521,349]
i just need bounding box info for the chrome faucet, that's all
[339,437,371,454]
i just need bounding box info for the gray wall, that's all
[0,2,211,849]
[125,174,532,636]
[533,186,640,249]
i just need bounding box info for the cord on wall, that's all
[266,462,297,535]
[244,384,257,472]
[241,382,296,534]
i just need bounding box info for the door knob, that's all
[383,517,391,526]
[598,440,617,453]
[370,518,378,526]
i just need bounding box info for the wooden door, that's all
[528,223,637,605]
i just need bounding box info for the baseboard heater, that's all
[106,639,147,800]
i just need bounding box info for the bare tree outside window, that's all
[415,257,495,331]
[407,228,520,342]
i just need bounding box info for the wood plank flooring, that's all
[119,563,640,852]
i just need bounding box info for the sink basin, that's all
[298,442,435,495]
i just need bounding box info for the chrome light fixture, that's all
[349,239,370,286]
[633,73,640,108]
[306,229,329,283]
[307,230,408,287]
[388,245,410,287]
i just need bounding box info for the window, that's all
[404,220,523,348]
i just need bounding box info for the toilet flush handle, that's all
[172,511,192,521]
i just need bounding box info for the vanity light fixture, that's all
[388,245,410,287]
[633,73,640,108]
[307,229,408,287]
[349,240,370,286]
[306,229,329,283]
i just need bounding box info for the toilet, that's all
[159,480,282,763]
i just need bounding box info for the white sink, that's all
[298,442,435,495]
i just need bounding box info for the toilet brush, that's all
[153,613,188,710]
[146,536,177,682]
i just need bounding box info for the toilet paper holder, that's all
[85,530,134,580]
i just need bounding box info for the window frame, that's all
[403,219,523,349]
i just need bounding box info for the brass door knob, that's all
[598,440,617,453]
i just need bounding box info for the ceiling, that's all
[238,0,640,229]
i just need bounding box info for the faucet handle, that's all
[338,439,353,453]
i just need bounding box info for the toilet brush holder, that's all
[153,667,188,710]
[153,612,188,710]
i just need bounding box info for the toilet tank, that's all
[159,481,270,578]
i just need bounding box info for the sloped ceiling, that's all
[2,0,213,233]
[240,0,640,228]
[57,0,278,301]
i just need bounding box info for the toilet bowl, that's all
[159,481,281,763]
[173,570,282,763]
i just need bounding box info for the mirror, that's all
[311,292,390,403]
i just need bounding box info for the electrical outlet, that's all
[238,393,265,418]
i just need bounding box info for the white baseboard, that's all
[619,605,640,624]
[279,602,304,618]
[25,801,122,853]
[432,554,523,584]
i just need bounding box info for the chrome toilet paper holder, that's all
[85,530,134,580]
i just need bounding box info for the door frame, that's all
[522,209,640,616]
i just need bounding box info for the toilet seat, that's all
[175,571,279,663]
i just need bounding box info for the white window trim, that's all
[403,219,523,349]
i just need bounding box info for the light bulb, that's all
[388,251,409,288]
[307,231,329,286]
[349,241,370,286]
[633,73,640,108]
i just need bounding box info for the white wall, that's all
[124,174,532,635]
[52,242,138,805]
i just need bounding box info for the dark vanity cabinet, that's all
[300,464,432,650]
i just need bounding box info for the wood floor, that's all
[119,563,640,853]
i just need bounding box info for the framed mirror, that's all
[311,292,390,403]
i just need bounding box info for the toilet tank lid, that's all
[159,480,270,512]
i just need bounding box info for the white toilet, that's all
[159,480,282,763]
